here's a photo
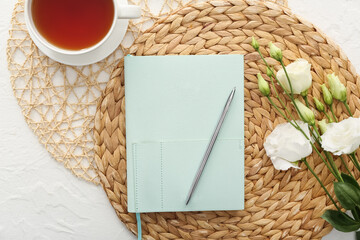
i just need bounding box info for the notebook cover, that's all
[125,55,244,213]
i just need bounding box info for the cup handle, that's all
[117,5,141,19]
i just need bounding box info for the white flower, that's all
[276,59,312,94]
[264,121,312,170]
[321,117,360,155]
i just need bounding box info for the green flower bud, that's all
[294,99,315,125]
[327,73,347,102]
[301,90,308,97]
[266,67,273,78]
[321,84,333,105]
[313,97,325,112]
[318,119,328,135]
[269,42,282,62]
[257,73,270,96]
[251,36,259,51]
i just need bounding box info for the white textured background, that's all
[0,0,359,239]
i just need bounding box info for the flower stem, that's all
[303,158,341,211]
[311,124,322,142]
[340,155,354,178]
[269,76,298,124]
[309,125,342,182]
[350,153,360,172]
[348,155,360,172]
[267,97,304,136]
[303,95,310,108]
[343,101,353,117]
[329,104,338,122]
[280,60,294,98]
[278,60,307,122]
[267,96,297,128]
[308,126,341,181]
[309,141,339,180]
[269,75,279,98]
[325,151,343,182]
[323,111,333,122]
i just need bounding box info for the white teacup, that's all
[24,0,141,65]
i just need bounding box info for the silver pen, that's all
[185,87,236,205]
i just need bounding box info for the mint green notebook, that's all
[125,55,244,213]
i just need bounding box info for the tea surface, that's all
[32,0,114,50]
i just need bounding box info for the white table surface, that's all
[1,0,359,239]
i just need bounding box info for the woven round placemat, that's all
[94,0,360,239]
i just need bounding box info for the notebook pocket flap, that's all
[133,139,244,213]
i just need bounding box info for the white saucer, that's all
[30,18,128,66]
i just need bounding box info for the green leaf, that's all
[322,210,360,232]
[341,173,360,190]
[353,207,360,222]
[356,230,360,240]
[334,182,360,210]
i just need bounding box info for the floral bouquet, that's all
[251,37,360,233]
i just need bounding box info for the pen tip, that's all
[233,87,236,92]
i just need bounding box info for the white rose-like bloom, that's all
[264,121,312,170]
[321,117,360,155]
[276,59,312,94]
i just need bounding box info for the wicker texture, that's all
[7,0,287,184]
[6,0,200,184]
[94,0,360,239]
